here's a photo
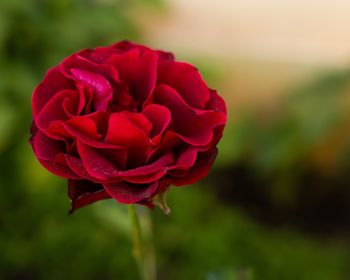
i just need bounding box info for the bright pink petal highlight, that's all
[71,68,113,111]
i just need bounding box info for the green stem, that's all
[143,209,157,280]
[128,205,157,280]
[128,204,145,280]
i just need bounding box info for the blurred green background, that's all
[1,0,350,279]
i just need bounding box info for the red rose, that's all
[30,41,227,213]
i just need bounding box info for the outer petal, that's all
[156,51,175,63]
[171,146,199,170]
[68,179,111,213]
[32,67,75,117]
[206,90,227,145]
[154,85,226,146]
[78,47,120,64]
[65,155,93,180]
[77,140,121,180]
[206,89,227,114]
[119,152,174,183]
[157,61,210,108]
[104,181,159,204]
[165,148,218,186]
[31,130,80,179]
[37,158,81,179]
[36,89,78,129]
[61,53,120,83]
[112,40,174,62]
[112,40,150,53]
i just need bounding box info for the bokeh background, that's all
[1,0,350,279]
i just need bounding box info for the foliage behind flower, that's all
[30,41,227,212]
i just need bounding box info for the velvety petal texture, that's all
[30,40,227,213]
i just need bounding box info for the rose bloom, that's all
[30,41,227,213]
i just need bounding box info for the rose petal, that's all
[123,112,153,136]
[63,123,120,149]
[45,121,72,141]
[165,148,218,186]
[154,85,226,146]
[75,83,87,115]
[107,49,157,103]
[37,158,81,179]
[142,104,171,145]
[112,40,149,53]
[36,89,78,129]
[68,179,111,213]
[61,53,120,83]
[31,130,80,179]
[171,147,199,170]
[78,48,119,64]
[104,181,159,203]
[71,68,113,111]
[119,152,174,183]
[166,146,210,177]
[206,89,227,114]
[66,116,102,140]
[105,112,150,146]
[97,146,129,171]
[157,51,175,63]
[65,155,92,179]
[111,41,174,62]
[32,130,65,161]
[105,112,152,167]
[157,61,210,108]
[32,67,75,117]
[46,111,108,143]
[77,140,121,180]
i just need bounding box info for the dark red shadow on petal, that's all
[68,179,111,214]
[31,129,80,179]
[142,104,171,145]
[107,49,158,104]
